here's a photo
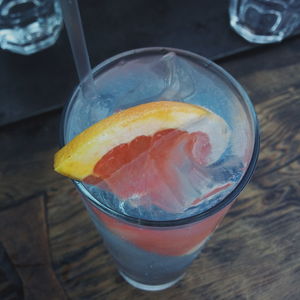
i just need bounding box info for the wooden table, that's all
[1,28,300,300]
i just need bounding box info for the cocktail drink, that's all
[55,48,259,291]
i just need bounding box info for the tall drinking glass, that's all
[60,47,259,291]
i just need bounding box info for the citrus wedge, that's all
[54,101,230,181]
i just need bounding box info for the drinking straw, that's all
[60,0,97,100]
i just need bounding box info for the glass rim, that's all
[60,46,260,228]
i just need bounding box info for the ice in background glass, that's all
[229,0,300,44]
[0,0,62,55]
[61,47,259,291]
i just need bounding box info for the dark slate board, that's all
[0,0,295,126]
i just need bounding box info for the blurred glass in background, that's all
[229,0,300,44]
[0,0,62,55]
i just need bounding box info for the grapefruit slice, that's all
[54,101,231,213]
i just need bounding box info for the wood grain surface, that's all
[0,194,67,300]
[1,37,300,299]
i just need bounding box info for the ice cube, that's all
[155,52,196,101]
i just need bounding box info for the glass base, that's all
[119,271,185,291]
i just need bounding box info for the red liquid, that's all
[87,201,232,256]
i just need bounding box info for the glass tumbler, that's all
[60,48,259,291]
[0,0,63,55]
[229,0,300,44]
